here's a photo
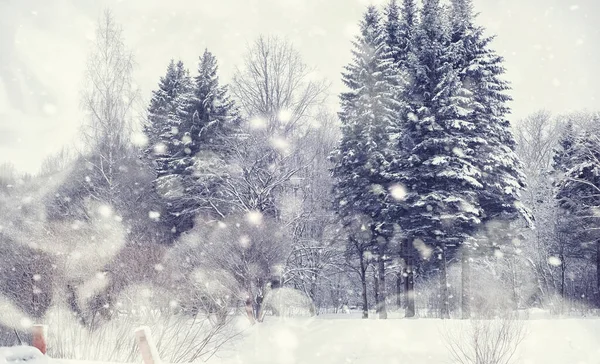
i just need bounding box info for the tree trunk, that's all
[559,243,566,314]
[440,246,450,319]
[244,296,255,324]
[396,274,402,309]
[461,247,471,319]
[377,258,387,319]
[596,241,600,308]
[404,247,416,318]
[66,284,87,326]
[510,256,519,311]
[309,281,318,316]
[404,262,416,318]
[359,253,369,319]
[374,270,379,308]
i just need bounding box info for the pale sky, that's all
[0,0,598,173]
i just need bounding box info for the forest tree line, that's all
[1,0,600,342]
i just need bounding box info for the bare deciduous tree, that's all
[232,35,329,136]
[39,147,75,176]
[80,9,139,203]
[443,313,526,364]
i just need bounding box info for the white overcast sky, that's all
[0,0,598,173]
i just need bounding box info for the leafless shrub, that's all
[443,313,526,364]
[44,304,244,363]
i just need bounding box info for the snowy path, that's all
[211,315,600,364]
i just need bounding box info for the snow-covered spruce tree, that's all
[331,5,403,319]
[555,121,600,307]
[552,121,577,178]
[449,0,528,318]
[190,49,240,155]
[450,0,527,225]
[383,0,419,317]
[384,0,418,69]
[145,59,196,235]
[178,49,241,219]
[147,51,239,236]
[145,60,193,174]
[393,0,485,319]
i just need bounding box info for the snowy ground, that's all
[210,313,600,364]
[3,313,600,364]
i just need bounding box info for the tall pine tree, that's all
[393,0,485,319]
[331,5,402,319]
[383,0,419,318]
[555,121,600,307]
[449,0,528,317]
[146,51,239,236]
[384,0,418,69]
[145,59,194,178]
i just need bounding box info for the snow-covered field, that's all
[3,313,600,364]
[210,314,600,364]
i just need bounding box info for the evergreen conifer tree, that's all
[146,51,239,236]
[447,0,529,317]
[395,0,485,318]
[331,5,403,319]
[554,125,600,307]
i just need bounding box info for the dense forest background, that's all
[1,0,600,355]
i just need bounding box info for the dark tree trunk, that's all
[596,242,600,308]
[309,282,318,316]
[66,284,88,326]
[377,258,388,319]
[404,252,416,318]
[396,274,402,309]
[359,252,369,319]
[440,245,450,319]
[461,247,471,319]
[560,243,566,314]
[374,269,379,308]
[244,296,255,324]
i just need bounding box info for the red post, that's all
[135,327,161,364]
[31,325,47,355]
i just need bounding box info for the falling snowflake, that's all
[154,143,167,155]
[131,132,149,147]
[20,317,33,329]
[270,136,290,153]
[249,117,267,129]
[389,184,407,201]
[98,205,112,217]
[413,239,433,260]
[246,210,263,225]
[148,211,161,221]
[278,109,293,123]
[239,235,251,248]
[548,256,562,266]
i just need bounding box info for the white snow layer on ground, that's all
[3,314,600,364]
[209,314,600,364]
[0,346,48,364]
